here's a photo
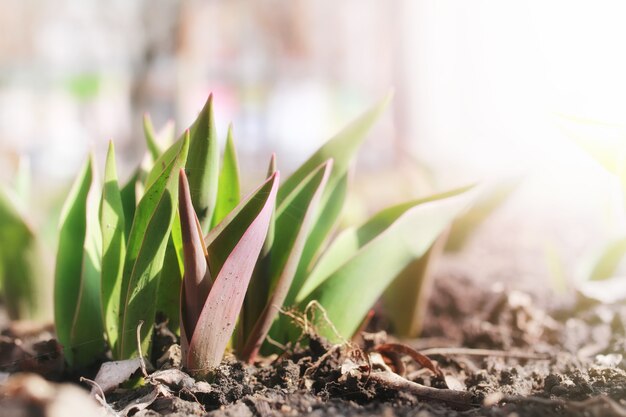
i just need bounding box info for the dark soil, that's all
[1,274,625,417]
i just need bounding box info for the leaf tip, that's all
[267,153,277,177]
[179,168,189,193]
[199,93,214,119]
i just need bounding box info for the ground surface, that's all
[1,274,625,417]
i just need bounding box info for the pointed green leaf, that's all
[149,96,221,233]
[266,153,277,177]
[145,135,185,190]
[239,160,332,361]
[118,135,189,359]
[182,173,279,375]
[297,186,475,341]
[143,113,162,161]
[186,94,220,234]
[100,142,126,352]
[261,154,278,259]
[280,93,392,298]
[54,156,105,366]
[140,126,192,331]
[278,92,392,204]
[211,124,241,228]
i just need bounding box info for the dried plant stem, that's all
[367,371,473,410]
[136,321,148,378]
[80,377,119,416]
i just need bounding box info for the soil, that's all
[1,273,625,417]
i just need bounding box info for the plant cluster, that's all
[2,94,476,376]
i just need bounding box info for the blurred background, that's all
[2,0,626,299]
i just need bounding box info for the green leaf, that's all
[211,124,241,228]
[143,113,162,161]
[383,231,449,337]
[261,154,277,258]
[278,92,392,204]
[100,142,127,352]
[186,94,220,234]
[120,169,140,239]
[181,172,279,376]
[152,137,188,334]
[155,218,184,335]
[118,135,189,360]
[239,160,332,361]
[297,186,475,342]
[281,93,392,298]
[54,156,105,367]
[0,188,46,320]
[288,171,350,304]
[145,138,184,191]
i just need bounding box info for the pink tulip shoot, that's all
[178,169,279,376]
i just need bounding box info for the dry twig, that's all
[367,371,474,410]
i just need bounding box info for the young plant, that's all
[174,93,476,373]
[111,134,189,360]
[55,93,226,367]
[178,169,278,376]
[234,96,397,359]
[54,91,475,374]
[54,156,105,367]
[55,126,191,367]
